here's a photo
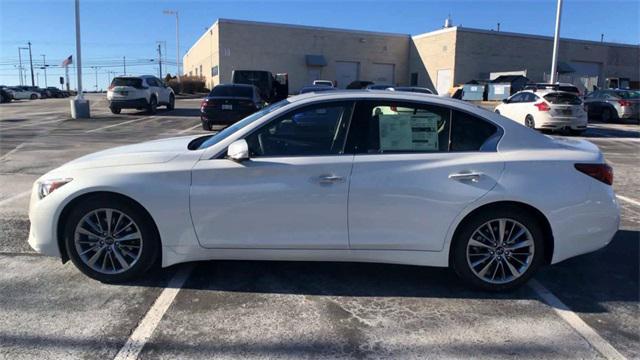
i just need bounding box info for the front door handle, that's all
[317,175,344,184]
[448,172,483,182]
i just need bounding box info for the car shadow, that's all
[125,229,638,313]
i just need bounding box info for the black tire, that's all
[494,110,500,115]
[451,206,545,291]
[525,115,535,129]
[110,107,121,114]
[147,96,157,114]
[30,94,37,100]
[167,94,175,110]
[63,195,160,283]
[202,121,212,131]
[601,107,617,122]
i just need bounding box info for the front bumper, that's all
[27,181,63,259]
[109,98,148,109]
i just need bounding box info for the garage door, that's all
[436,69,452,95]
[335,61,359,89]
[370,63,395,84]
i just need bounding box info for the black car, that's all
[46,87,67,98]
[200,84,264,130]
[0,88,12,103]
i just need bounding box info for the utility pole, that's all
[27,41,35,86]
[497,22,500,32]
[17,47,24,86]
[549,0,563,84]
[123,56,126,75]
[41,54,48,88]
[601,33,604,43]
[157,43,163,79]
[91,66,98,91]
[163,10,180,83]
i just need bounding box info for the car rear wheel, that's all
[110,107,121,114]
[494,110,500,115]
[147,96,157,114]
[525,115,535,129]
[64,196,159,283]
[167,94,175,110]
[30,94,37,100]
[452,207,545,291]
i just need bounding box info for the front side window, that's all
[245,101,354,157]
[508,93,525,103]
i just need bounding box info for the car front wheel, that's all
[452,207,545,291]
[64,196,159,283]
[110,107,121,114]
[147,96,157,114]
[167,94,175,110]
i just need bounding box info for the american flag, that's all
[61,55,72,67]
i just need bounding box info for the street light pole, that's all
[41,54,48,88]
[70,0,90,118]
[157,43,163,79]
[123,56,126,75]
[549,0,563,84]
[17,48,23,86]
[163,10,180,83]
[28,41,35,86]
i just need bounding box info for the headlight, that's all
[38,178,73,199]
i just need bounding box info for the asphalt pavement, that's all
[0,94,638,359]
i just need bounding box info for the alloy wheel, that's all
[466,218,535,285]
[74,208,143,274]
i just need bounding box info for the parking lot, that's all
[0,94,638,359]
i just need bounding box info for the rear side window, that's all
[544,92,582,105]
[450,111,497,152]
[111,78,142,88]
[210,86,253,98]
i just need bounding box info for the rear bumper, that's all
[201,110,254,125]
[537,113,588,130]
[109,98,148,109]
[619,107,639,119]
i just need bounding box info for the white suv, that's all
[107,75,175,114]
[494,89,587,135]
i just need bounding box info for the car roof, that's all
[216,83,255,88]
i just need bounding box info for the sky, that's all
[0,0,638,90]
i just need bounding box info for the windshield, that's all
[616,91,640,99]
[197,99,290,149]
[210,86,253,98]
[544,92,582,105]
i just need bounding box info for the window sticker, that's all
[379,110,440,152]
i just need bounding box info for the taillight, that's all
[534,102,550,111]
[618,100,632,107]
[200,99,209,108]
[575,163,613,185]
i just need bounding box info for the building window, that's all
[199,65,203,77]
[410,72,418,86]
[211,65,219,77]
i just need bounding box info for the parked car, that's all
[107,75,175,114]
[392,86,434,95]
[9,87,40,100]
[20,86,49,99]
[525,83,581,96]
[494,89,587,134]
[366,83,395,90]
[231,70,288,103]
[46,87,67,98]
[200,84,264,130]
[583,89,640,121]
[298,85,337,94]
[312,80,335,87]
[346,80,374,89]
[28,91,618,291]
[0,88,12,103]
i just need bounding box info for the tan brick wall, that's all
[186,19,410,93]
[409,29,457,91]
[183,23,220,89]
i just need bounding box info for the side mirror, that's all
[502,99,509,103]
[227,139,249,162]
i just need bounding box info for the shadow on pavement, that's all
[122,230,638,313]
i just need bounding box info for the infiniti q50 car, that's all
[28,91,619,291]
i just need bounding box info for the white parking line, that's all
[0,190,31,207]
[616,195,640,208]
[529,280,626,360]
[0,143,26,161]
[85,116,154,133]
[176,123,202,134]
[113,264,193,360]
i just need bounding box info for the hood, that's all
[57,135,203,171]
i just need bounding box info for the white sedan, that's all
[494,89,588,135]
[9,87,40,100]
[28,91,619,291]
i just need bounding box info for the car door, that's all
[190,101,355,249]
[346,100,504,251]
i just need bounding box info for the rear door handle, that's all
[317,175,344,184]
[448,172,483,182]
